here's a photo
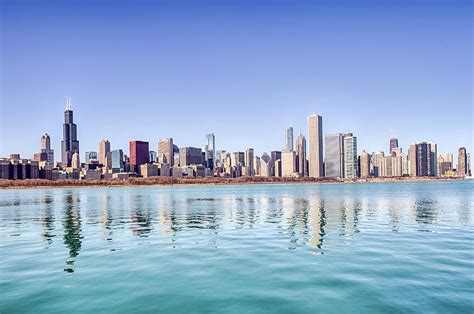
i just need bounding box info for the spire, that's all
[65,97,72,111]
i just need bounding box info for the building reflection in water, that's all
[100,192,113,241]
[39,192,55,247]
[130,194,153,237]
[62,191,82,273]
[308,196,326,250]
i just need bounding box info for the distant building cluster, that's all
[0,99,471,180]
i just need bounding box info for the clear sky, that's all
[1,0,472,160]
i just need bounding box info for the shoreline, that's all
[0,176,468,190]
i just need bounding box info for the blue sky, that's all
[1,0,472,160]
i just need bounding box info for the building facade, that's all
[324,133,344,178]
[282,150,296,177]
[158,138,174,166]
[129,140,149,173]
[40,133,54,165]
[179,147,203,166]
[458,147,468,176]
[308,114,323,177]
[205,133,216,169]
[61,98,79,167]
[389,137,399,154]
[295,132,307,177]
[111,149,124,172]
[344,135,358,178]
[99,140,110,166]
[359,150,371,178]
[285,127,294,151]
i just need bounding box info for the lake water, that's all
[1,181,473,313]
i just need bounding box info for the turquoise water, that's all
[1,181,473,313]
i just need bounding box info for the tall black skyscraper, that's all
[389,137,399,154]
[61,98,79,167]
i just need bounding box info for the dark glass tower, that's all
[61,98,80,167]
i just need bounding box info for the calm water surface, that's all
[1,181,473,313]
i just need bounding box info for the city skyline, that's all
[1,0,472,158]
[1,97,472,166]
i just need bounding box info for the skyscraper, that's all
[295,132,307,176]
[129,140,149,173]
[260,153,271,177]
[40,133,54,165]
[99,140,111,166]
[179,147,203,166]
[71,152,80,169]
[84,151,97,162]
[324,133,344,178]
[408,144,417,177]
[458,147,468,176]
[111,149,124,172]
[149,151,157,163]
[308,114,323,177]
[158,138,174,166]
[409,142,436,177]
[359,150,371,178]
[61,98,79,167]
[389,137,399,154]
[205,133,216,169]
[285,127,294,151]
[428,142,438,177]
[245,148,254,176]
[281,150,296,177]
[344,135,358,178]
[270,150,281,176]
[371,151,385,177]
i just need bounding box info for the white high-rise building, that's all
[285,127,294,151]
[282,150,296,177]
[308,115,323,177]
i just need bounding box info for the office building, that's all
[111,149,124,172]
[295,132,307,176]
[99,140,110,166]
[158,138,174,166]
[85,151,98,162]
[458,147,468,176]
[308,114,323,177]
[282,150,296,177]
[359,150,371,178]
[129,141,149,173]
[271,151,281,176]
[389,137,399,154]
[260,153,271,177]
[61,98,79,167]
[140,163,159,178]
[325,133,344,178]
[245,148,254,176]
[149,151,157,163]
[40,133,54,165]
[254,155,261,176]
[179,147,203,166]
[429,142,438,177]
[409,142,436,177]
[205,133,216,169]
[285,127,294,151]
[344,135,358,178]
[71,152,81,169]
[274,159,282,177]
